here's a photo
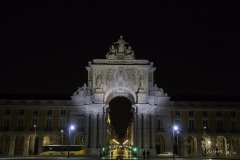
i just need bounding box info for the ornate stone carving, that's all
[95,75,103,89]
[73,83,92,96]
[106,35,135,60]
[139,75,144,89]
[149,84,168,97]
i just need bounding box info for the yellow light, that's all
[112,139,120,144]
[123,139,129,144]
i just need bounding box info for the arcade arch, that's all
[0,135,10,156]
[28,134,39,155]
[155,135,165,154]
[108,96,134,143]
[14,135,24,155]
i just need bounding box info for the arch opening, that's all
[108,96,134,143]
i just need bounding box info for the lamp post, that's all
[176,131,180,155]
[61,129,64,145]
[67,125,75,158]
[33,124,37,134]
[202,126,206,156]
[172,125,179,160]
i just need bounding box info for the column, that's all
[85,114,90,148]
[133,111,138,146]
[91,114,97,148]
[197,137,203,156]
[150,115,156,155]
[23,135,29,156]
[143,114,150,148]
[8,136,16,156]
[137,114,143,149]
[38,136,44,154]
[101,108,106,147]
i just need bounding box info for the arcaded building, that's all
[0,36,239,158]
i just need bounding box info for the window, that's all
[216,111,222,117]
[157,119,163,130]
[175,119,180,125]
[61,110,66,115]
[46,119,52,130]
[59,118,66,129]
[189,111,194,117]
[78,119,84,130]
[230,112,236,117]
[216,119,222,130]
[19,109,24,115]
[18,119,24,129]
[47,109,52,116]
[3,119,10,129]
[33,110,38,115]
[202,111,208,117]
[202,120,208,128]
[4,109,10,115]
[175,111,180,116]
[189,120,194,130]
[231,120,237,131]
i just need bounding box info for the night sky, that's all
[1,1,240,100]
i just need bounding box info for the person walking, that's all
[142,150,146,159]
[147,150,150,159]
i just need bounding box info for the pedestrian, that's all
[142,150,146,159]
[147,150,150,158]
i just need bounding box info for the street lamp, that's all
[172,125,179,160]
[176,130,180,155]
[61,129,64,145]
[67,125,75,158]
[202,126,207,156]
[33,124,37,134]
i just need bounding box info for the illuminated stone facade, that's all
[0,36,239,158]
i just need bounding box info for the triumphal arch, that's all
[70,36,171,155]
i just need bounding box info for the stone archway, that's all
[187,136,197,156]
[105,88,136,105]
[28,134,39,155]
[216,136,227,156]
[106,96,135,158]
[107,96,134,143]
[0,135,10,156]
[155,135,165,154]
[14,136,24,155]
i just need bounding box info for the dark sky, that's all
[1,1,240,100]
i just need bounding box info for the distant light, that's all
[123,139,129,145]
[61,129,64,133]
[133,147,137,152]
[173,125,178,131]
[112,139,120,144]
[208,141,211,144]
[70,125,75,130]
[33,124,36,128]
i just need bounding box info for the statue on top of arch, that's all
[73,83,92,96]
[106,35,135,60]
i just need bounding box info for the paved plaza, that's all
[0,156,240,160]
